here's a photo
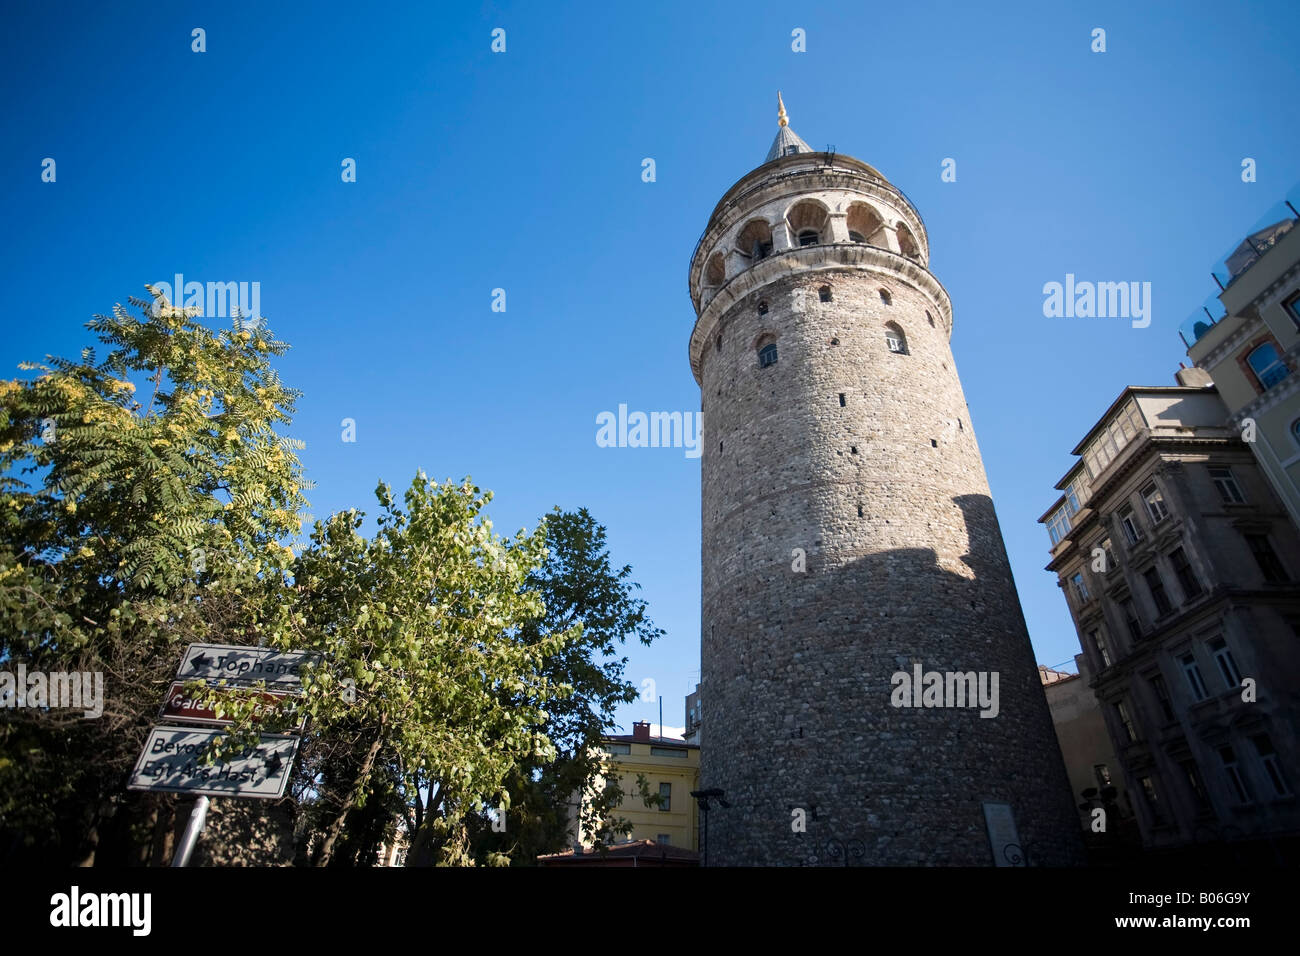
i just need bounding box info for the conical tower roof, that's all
[764,92,812,163]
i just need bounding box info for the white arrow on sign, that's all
[176,643,320,690]
[127,726,300,799]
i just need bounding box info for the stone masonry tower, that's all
[688,97,1083,866]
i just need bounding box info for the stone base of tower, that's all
[698,509,1086,867]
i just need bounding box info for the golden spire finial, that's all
[777,91,788,127]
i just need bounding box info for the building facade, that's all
[1041,376,1300,859]
[568,722,700,852]
[1040,655,1141,854]
[1184,188,1300,530]
[688,97,1083,866]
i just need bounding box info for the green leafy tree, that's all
[0,289,307,864]
[469,507,665,863]
[270,475,580,867]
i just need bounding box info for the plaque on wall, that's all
[982,801,1026,867]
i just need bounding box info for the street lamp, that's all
[690,788,729,867]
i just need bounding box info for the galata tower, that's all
[688,96,1084,866]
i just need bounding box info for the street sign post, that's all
[176,643,320,690]
[133,642,317,865]
[157,680,305,732]
[127,725,300,799]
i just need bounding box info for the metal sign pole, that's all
[171,795,210,867]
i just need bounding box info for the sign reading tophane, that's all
[126,726,300,798]
[176,643,319,690]
[158,681,305,732]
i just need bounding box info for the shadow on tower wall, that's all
[700,493,1085,866]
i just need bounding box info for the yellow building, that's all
[1184,187,1300,530]
[583,721,699,851]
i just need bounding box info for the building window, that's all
[1144,567,1172,616]
[1252,734,1292,797]
[819,285,832,303]
[838,393,846,407]
[1139,776,1165,824]
[1208,637,1242,691]
[1047,506,1072,547]
[604,743,631,755]
[1122,598,1143,642]
[879,288,892,305]
[1246,342,1289,390]
[1063,474,1091,516]
[926,311,935,327]
[885,323,908,354]
[1169,547,1202,600]
[1091,628,1111,667]
[1142,483,1169,525]
[1119,506,1142,547]
[1082,400,1145,480]
[1098,537,1117,573]
[758,300,768,315]
[658,782,671,811]
[1070,572,1091,604]
[1094,764,1112,787]
[797,229,819,247]
[848,231,866,243]
[1180,759,1211,810]
[650,746,688,758]
[657,834,671,845]
[1181,654,1209,701]
[1245,533,1288,583]
[1285,292,1300,329]
[1149,674,1174,722]
[1116,701,1138,742]
[758,343,778,368]
[1209,466,1245,504]
[1219,745,1253,804]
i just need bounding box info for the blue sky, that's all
[3,1,1298,735]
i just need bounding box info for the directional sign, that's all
[176,643,319,690]
[127,726,300,798]
[158,681,305,732]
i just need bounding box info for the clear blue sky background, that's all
[3,1,1298,735]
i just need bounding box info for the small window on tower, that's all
[927,311,935,327]
[838,393,846,406]
[758,301,768,315]
[848,231,866,243]
[879,289,892,305]
[819,286,832,302]
[885,323,908,354]
[759,343,778,368]
[798,230,819,247]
